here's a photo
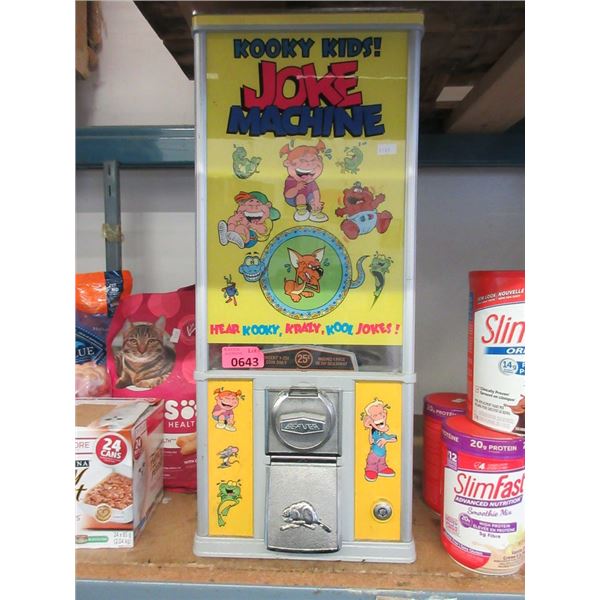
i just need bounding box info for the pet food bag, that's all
[106,286,197,492]
[76,271,133,397]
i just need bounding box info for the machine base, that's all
[193,534,416,563]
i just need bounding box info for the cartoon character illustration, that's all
[221,275,239,306]
[361,398,398,482]
[283,247,325,303]
[335,182,392,240]
[336,143,365,174]
[369,252,394,307]
[217,446,240,469]
[238,252,265,282]
[232,145,261,179]
[212,387,244,432]
[218,191,280,249]
[235,227,368,320]
[507,394,525,434]
[280,501,332,532]
[216,480,242,527]
[280,140,329,223]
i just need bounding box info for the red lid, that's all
[469,270,525,309]
[442,415,524,459]
[424,393,467,420]
[469,270,525,287]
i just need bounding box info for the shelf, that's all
[76,418,524,599]
[76,493,524,598]
[75,126,525,169]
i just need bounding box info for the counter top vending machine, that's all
[192,10,423,562]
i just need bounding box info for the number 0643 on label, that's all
[222,346,265,369]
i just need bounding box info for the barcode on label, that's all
[377,143,397,155]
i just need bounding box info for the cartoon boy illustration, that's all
[361,398,398,482]
[218,191,280,249]
[280,140,329,223]
[212,388,243,432]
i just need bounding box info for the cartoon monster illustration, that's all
[369,252,394,307]
[335,182,392,240]
[212,387,244,432]
[218,191,280,249]
[283,247,325,303]
[280,501,332,532]
[221,275,239,306]
[232,145,261,179]
[361,398,398,482]
[217,446,240,469]
[238,252,265,282]
[280,140,329,223]
[235,227,368,320]
[336,143,365,175]
[216,480,242,527]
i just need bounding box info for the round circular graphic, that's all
[459,513,473,528]
[499,358,519,375]
[122,294,144,317]
[95,433,128,466]
[294,350,313,369]
[148,292,181,318]
[181,350,196,384]
[95,504,113,523]
[176,314,196,346]
[259,227,353,320]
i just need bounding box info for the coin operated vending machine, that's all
[192,10,423,562]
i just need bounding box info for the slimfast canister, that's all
[441,415,525,576]
[422,392,467,514]
[468,270,525,435]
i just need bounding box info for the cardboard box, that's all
[75,398,163,548]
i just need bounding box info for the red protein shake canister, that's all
[468,270,525,436]
[422,392,467,514]
[441,415,525,576]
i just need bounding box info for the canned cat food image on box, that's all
[422,392,467,515]
[468,270,525,435]
[441,415,525,576]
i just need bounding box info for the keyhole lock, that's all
[373,501,392,521]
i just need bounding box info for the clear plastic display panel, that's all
[204,27,411,374]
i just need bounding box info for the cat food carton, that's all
[106,286,197,492]
[75,398,163,548]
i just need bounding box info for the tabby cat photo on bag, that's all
[111,316,176,390]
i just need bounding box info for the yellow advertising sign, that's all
[354,381,402,541]
[204,20,410,347]
[207,380,254,537]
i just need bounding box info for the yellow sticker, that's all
[207,380,253,536]
[354,381,402,541]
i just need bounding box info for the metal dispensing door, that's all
[193,10,423,562]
